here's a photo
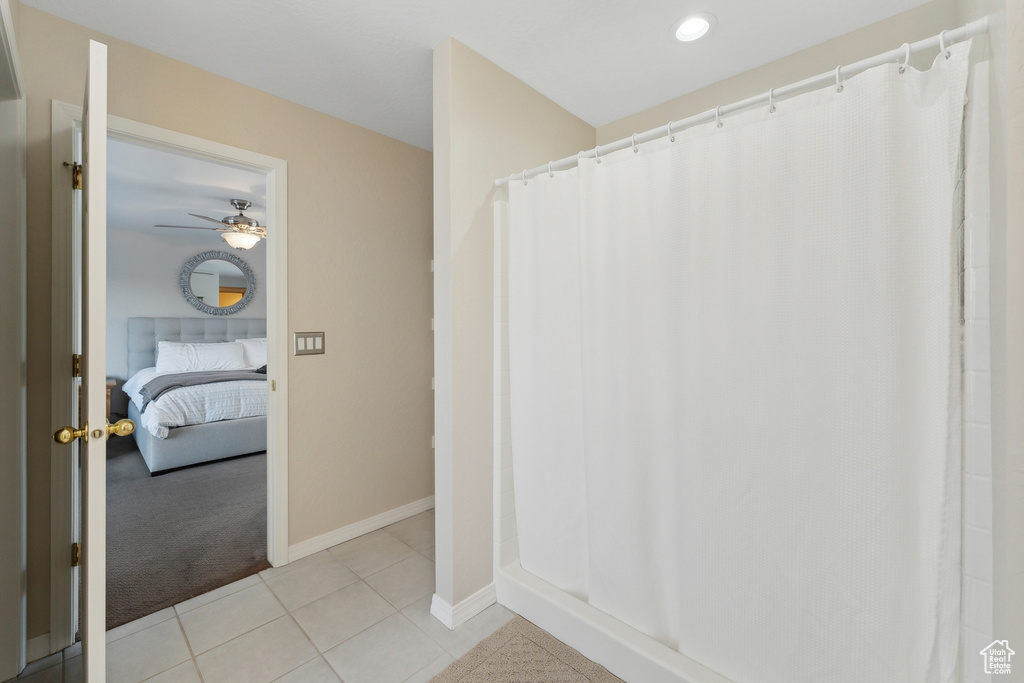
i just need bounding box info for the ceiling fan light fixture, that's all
[673,13,716,42]
[222,232,261,250]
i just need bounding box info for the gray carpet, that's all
[106,436,270,630]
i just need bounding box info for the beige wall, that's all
[599,0,956,143]
[432,38,594,606]
[18,5,434,639]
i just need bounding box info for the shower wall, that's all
[961,60,995,683]
[954,0,1024,668]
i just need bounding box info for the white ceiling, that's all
[107,136,266,246]
[22,0,932,151]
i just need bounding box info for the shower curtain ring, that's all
[632,134,639,153]
[667,121,675,142]
[835,65,844,93]
[522,170,528,185]
[595,144,602,164]
[768,88,776,113]
[898,43,911,73]
[715,106,723,128]
[939,29,951,59]
[548,161,554,178]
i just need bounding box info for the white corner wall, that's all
[992,0,1024,667]
[432,36,595,624]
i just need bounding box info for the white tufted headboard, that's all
[127,317,267,377]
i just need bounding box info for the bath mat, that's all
[430,616,624,683]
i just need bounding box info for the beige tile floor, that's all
[10,510,515,683]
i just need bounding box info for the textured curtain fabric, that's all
[508,169,589,600]
[509,42,970,683]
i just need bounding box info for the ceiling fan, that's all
[155,198,267,249]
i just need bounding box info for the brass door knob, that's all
[107,419,135,438]
[53,425,88,444]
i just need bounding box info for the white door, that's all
[79,38,118,682]
[51,40,131,681]
[80,39,108,682]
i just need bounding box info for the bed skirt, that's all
[128,402,267,474]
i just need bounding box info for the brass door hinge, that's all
[71,353,82,378]
[62,161,82,190]
[71,542,80,567]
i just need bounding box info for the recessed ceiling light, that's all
[673,13,717,42]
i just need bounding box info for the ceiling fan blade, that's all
[154,224,227,232]
[188,213,230,226]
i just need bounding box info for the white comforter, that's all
[123,367,268,439]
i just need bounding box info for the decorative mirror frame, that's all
[179,250,257,316]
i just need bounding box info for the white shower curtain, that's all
[509,42,969,683]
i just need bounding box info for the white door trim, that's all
[49,103,289,652]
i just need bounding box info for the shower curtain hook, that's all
[667,121,675,142]
[715,106,723,128]
[632,134,639,153]
[548,161,554,178]
[898,43,911,73]
[768,88,776,113]
[939,29,951,59]
[595,144,602,164]
[835,65,844,93]
[521,170,528,185]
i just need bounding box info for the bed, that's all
[124,317,268,474]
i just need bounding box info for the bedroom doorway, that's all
[49,103,289,650]
[106,138,272,629]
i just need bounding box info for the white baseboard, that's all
[25,633,49,663]
[430,582,496,630]
[288,496,435,563]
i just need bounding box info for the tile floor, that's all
[11,510,515,683]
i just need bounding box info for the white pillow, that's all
[237,337,267,369]
[155,341,248,373]
[122,366,161,411]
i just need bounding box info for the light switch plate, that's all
[294,332,325,356]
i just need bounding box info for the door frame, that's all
[0,0,25,675]
[0,96,26,680]
[49,103,290,652]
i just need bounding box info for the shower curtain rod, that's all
[495,17,988,187]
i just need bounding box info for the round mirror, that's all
[180,250,256,316]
